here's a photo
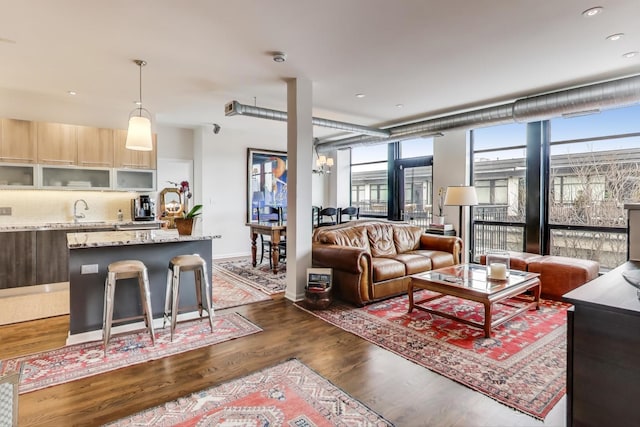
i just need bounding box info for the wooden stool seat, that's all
[163,254,214,341]
[103,260,155,356]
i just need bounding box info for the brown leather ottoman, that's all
[479,251,544,271]
[528,256,599,300]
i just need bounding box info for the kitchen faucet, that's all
[73,199,89,223]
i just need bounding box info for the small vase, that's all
[175,218,194,236]
[432,215,445,225]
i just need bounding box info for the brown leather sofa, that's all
[312,220,462,306]
[480,251,600,300]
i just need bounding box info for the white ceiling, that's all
[1,0,639,138]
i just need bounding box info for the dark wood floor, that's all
[0,297,565,427]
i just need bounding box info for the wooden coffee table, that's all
[409,264,541,338]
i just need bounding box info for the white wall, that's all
[191,121,287,258]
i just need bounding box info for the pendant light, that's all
[125,59,153,151]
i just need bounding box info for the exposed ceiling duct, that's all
[316,74,640,152]
[224,100,390,138]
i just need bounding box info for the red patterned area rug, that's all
[214,257,286,295]
[0,313,261,394]
[298,290,568,420]
[212,267,271,309]
[105,358,393,426]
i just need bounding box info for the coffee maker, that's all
[131,195,155,221]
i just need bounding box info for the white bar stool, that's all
[103,260,155,356]
[163,254,214,341]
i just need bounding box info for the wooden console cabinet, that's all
[563,261,640,427]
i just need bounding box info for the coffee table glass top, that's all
[412,264,537,294]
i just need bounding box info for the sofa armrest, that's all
[312,243,371,274]
[419,234,463,264]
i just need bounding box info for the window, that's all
[472,123,528,258]
[548,105,640,269]
[350,144,388,216]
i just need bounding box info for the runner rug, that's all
[104,358,393,426]
[212,267,271,309]
[298,290,568,420]
[0,313,261,394]
[214,256,286,295]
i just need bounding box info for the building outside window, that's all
[350,144,389,216]
[548,105,640,269]
[472,123,528,258]
[472,104,640,270]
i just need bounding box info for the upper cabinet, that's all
[37,122,78,165]
[77,126,114,167]
[0,119,37,163]
[114,129,157,169]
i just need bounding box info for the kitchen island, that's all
[67,229,212,344]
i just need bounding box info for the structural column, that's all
[285,78,313,301]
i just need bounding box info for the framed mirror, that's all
[247,148,287,222]
[160,188,183,227]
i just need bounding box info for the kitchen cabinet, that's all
[0,231,36,289]
[114,129,157,169]
[0,164,35,187]
[36,230,69,284]
[0,119,37,163]
[115,169,155,191]
[77,126,114,167]
[37,122,78,165]
[41,165,111,189]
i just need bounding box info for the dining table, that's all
[246,221,287,273]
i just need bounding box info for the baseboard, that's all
[0,282,70,325]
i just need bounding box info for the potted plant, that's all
[175,204,202,236]
[433,187,446,225]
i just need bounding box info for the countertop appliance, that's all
[132,195,155,221]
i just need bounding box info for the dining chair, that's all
[255,206,285,267]
[338,206,360,223]
[317,207,338,227]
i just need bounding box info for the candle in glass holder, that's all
[489,262,508,280]
[486,250,510,280]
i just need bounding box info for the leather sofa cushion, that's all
[408,250,454,270]
[387,253,432,274]
[371,257,406,282]
[318,226,370,252]
[393,225,423,253]
[366,223,397,257]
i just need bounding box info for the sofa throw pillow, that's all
[366,223,397,257]
[394,225,422,253]
[319,226,371,252]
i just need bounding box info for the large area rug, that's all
[0,313,261,394]
[299,290,568,420]
[212,267,271,309]
[105,358,393,426]
[214,256,286,295]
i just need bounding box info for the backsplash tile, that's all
[0,190,156,224]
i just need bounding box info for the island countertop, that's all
[67,229,212,249]
[0,220,163,232]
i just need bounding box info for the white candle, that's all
[489,262,507,280]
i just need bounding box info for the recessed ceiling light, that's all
[355,93,366,98]
[606,33,624,41]
[134,100,142,106]
[582,6,603,17]
[622,51,639,58]
[67,91,77,96]
[395,104,404,108]
[272,52,287,63]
